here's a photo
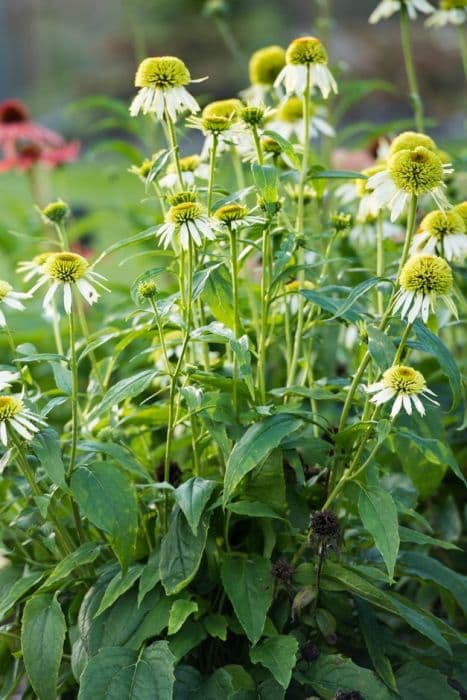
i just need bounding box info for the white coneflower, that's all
[411,209,467,260]
[159,154,209,189]
[30,252,108,315]
[129,56,201,120]
[426,0,466,26]
[187,99,243,159]
[369,0,434,23]
[242,45,286,104]
[366,365,438,417]
[274,37,338,100]
[393,254,456,323]
[267,97,335,142]
[0,281,29,327]
[368,144,452,222]
[0,395,46,446]
[17,252,52,283]
[0,371,19,391]
[336,165,385,221]
[214,203,264,230]
[158,195,219,250]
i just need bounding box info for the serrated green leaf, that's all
[358,485,399,582]
[221,554,273,645]
[223,414,302,505]
[168,599,198,635]
[159,509,209,595]
[41,543,102,590]
[31,428,66,488]
[397,661,458,700]
[94,564,144,617]
[174,477,217,534]
[71,462,138,571]
[296,653,394,699]
[250,635,299,689]
[413,320,462,410]
[22,593,66,700]
[78,641,175,700]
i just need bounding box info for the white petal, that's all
[63,283,73,315]
[390,394,403,418]
[43,282,59,311]
[402,395,412,415]
[76,278,99,306]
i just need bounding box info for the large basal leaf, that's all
[159,508,209,595]
[21,593,66,700]
[223,414,302,505]
[71,462,138,571]
[358,485,399,582]
[78,642,175,700]
[397,661,459,700]
[296,653,394,700]
[221,554,274,645]
[250,635,299,689]
[174,477,217,534]
[31,428,66,489]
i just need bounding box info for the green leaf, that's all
[322,561,453,653]
[297,653,394,700]
[22,593,66,700]
[413,320,462,410]
[203,265,235,327]
[51,362,72,395]
[174,477,217,534]
[227,501,286,520]
[223,414,302,505]
[301,289,361,322]
[308,167,368,180]
[94,564,144,617]
[204,614,228,641]
[126,597,172,650]
[42,543,103,590]
[399,551,467,615]
[138,549,161,606]
[251,164,279,205]
[263,130,300,169]
[31,429,66,489]
[329,277,389,320]
[221,554,274,645]
[78,641,175,700]
[398,526,459,551]
[78,441,150,482]
[0,571,44,622]
[355,599,398,693]
[71,462,138,571]
[90,369,157,418]
[169,619,208,662]
[243,448,287,513]
[250,635,299,689]
[396,429,466,487]
[367,325,396,371]
[168,599,199,635]
[397,661,459,700]
[358,486,399,582]
[159,509,209,595]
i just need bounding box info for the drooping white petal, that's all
[42,282,59,311]
[63,283,73,315]
[0,422,7,446]
[76,279,99,306]
[390,393,403,418]
[402,394,413,415]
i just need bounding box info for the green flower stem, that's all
[376,213,385,317]
[163,240,195,531]
[67,308,79,481]
[3,323,22,376]
[75,295,105,393]
[337,195,418,432]
[287,67,312,387]
[51,297,64,356]
[230,146,246,195]
[229,225,240,415]
[149,297,172,376]
[252,126,264,166]
[400,5,424,132]
[54,222,69,250]
[11,433,75,557]
[207,134,218,215]
[165,111,184,188]
[257,226,271,403]
[214,16,244,65]
[393,321,413,365]
[457,25,467,84]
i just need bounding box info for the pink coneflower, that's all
[0,99,65,157]
[0,141,80,173]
